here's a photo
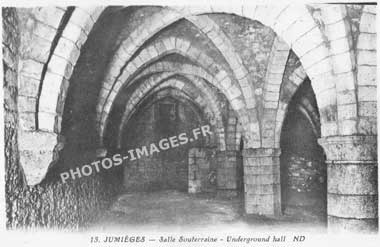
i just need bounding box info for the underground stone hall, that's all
[2,4,378,233]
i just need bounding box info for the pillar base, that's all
[328,216,378,233]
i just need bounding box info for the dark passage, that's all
[121,96,208,192]
[280,80,327,223]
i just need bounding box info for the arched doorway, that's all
[280,79,327,224]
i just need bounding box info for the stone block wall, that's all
[285,156,326,194]
[243,148,281,216]
[281,155,326,210]
[188,148,217,194]
[3,7,119,229]
[122,97,208,192]
[216,150,241,197]
[3,5,378,233]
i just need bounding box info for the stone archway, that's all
[4,4,377,232]
[279,79,327,224]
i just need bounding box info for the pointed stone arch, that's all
[115,73,226,150]
[97,37,258,148]
[116,81,226,151]
[356,5,377,135]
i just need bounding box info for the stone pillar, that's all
[318,135,378,233]
[216,150,239,197]
[243,148,281,216]
[188,148,217,194]
[188,148,204,194]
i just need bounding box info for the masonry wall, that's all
[282,155,326,208]
[188,147,218,194]
[122,97,210,192]
[3,8,120,229]
[209,14,276,113]
[3,5,378,233]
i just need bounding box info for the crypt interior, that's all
[2,4,378,232]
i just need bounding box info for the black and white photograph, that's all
[1,1,379,246]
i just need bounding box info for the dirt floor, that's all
[89,190,326,232]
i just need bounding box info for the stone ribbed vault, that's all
[3,4,377,232]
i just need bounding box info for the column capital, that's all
[318,135,377,161]
[18,130,59,185]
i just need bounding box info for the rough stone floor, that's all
[89,190,326,232]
